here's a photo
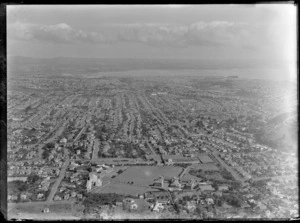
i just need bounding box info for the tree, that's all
[223,194,242,208]
[230,197,242,207]
[46,142,55,149]
[252,180,268,188]
[25,105,32,113]
[173,202,180,213]
[216,199,223,207]
[28,174,40,184]
[42,149,51,159]
[117,169,124,174]
[8,181,28,193]
[195,206,205,217]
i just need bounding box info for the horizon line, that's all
[8,56,293,62]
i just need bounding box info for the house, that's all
[20,193,28,200]
[144,191,170,204]
[248,199,256,204]
[60,138,67,144]
[241,202,251,208]
[213,191,222,197]
[86,172,102,191]
[123,198,135,204]
[64,193,70,200]
[166,158,173,165]
[71,191,77,197]
[152,202,164,212]
[184,153,195,158]
[169,177,182,188]
[115,201,123,207]
[186,201,196,213]
[152,176,164,187]
[10,195,18,201]
[257,202,267,210]
[205,198,214,205]
[207,212,214,218]
[184,179,197,190]
[54,195,62,201]
[130,203,138,210]
[59,187,66,192]
[43,208,50,213]
[199,184,215,192]
[37,193,44,200]
[290,209,298,217]
[218,185,229,191]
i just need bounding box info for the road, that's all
[211,152,244,182]
[92,139,100,161]
[179,165,192,179]
[144,140,162,164]
[46,159,70,202]
[73,127,86,142]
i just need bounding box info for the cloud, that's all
[8,21,266,49]
[185,21,251,46]
[8,22,115,44]
[117,23,189,47]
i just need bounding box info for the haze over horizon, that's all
[7,4,297,81]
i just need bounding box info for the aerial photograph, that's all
[6,4,298,220]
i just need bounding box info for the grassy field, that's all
[101,166,128,183]
[186,163,234,182]
[9,202,73,214]
[181,172,203,181]
[95,182,151,196]
[8,212,81,220]
[190,163,219,171]
[114,166,183,186]
[8,202,74,220]
[94,166,182,196]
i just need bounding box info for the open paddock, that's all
[8,201,73,219]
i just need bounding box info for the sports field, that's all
[95,166,182,195]
[115,166,183,186]
[95,182,151,196]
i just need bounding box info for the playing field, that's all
[96,182,151,196]
[101,166,128,183]
[114,166,183,187]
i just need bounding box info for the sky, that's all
[7,4,297,62]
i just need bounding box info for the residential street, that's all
[47,159,70,202]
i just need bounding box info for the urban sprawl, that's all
[7,72,298,219]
